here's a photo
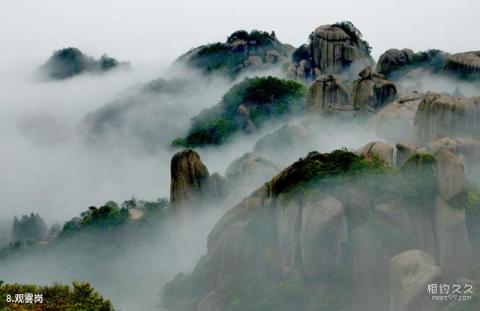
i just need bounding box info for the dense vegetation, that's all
[172,76,306,147]
[0,198,169,259]
[0,281,113,310]
[181,30,289,78]
[40,47,126,80]
[60,198,169,236]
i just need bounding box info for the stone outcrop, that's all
[390,250,442,311]
[428,137,480,162]
[355,141,394,166]
[170,149,224,208]
[306,74,353,116]
[163,149,475,311]
[376,48,414,76]
[287,22,373,80]
[444,51,480,78]
[428,137,480,181]
[414,93,480,143]
[376,49,448,80]
[309,23,373,76]
[368,92,425,143]
[351,66,397,112]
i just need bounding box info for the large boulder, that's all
[306,74,354,116]
[390,250,442,311]
[288,22,373,80]
[428,137,480,162]
[414,93,480,143]
[444,51,480,79]
[428,137,480,181]
[376,49,447,80]
[368,92,425,143]
[351,66,397,112]
[355,141,394,166]
[170,149,223,209]
[309,23,373,76]
[376,48,414,76]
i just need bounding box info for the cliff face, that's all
[305,74,353,115]
[414,93,480,143]
[162,149,475,311]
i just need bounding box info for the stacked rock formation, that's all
[306,74,353,115]
[351,66,397,112]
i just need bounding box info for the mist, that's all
[1,1,479,310]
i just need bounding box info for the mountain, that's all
[176,30,293,79]
[39,47,129,80]
[161,148,479,311]
[172,76,306,147]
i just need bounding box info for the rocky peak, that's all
[287,21,373,80]
[309,23,373,76]
[170,149,223,209]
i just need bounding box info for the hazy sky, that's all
[1,0,479,67]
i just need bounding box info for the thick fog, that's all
[1,0,479,222]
